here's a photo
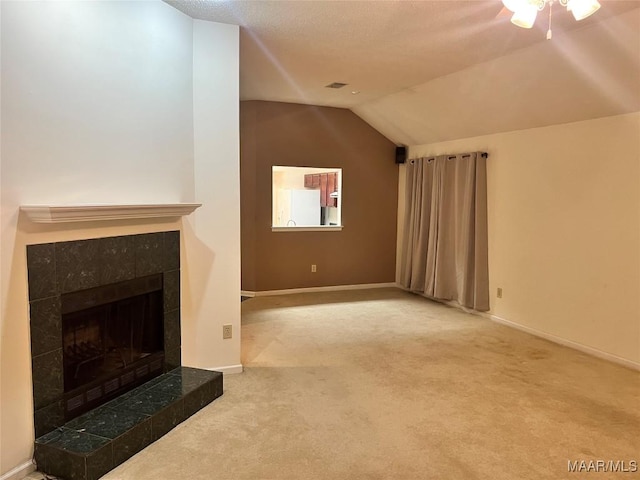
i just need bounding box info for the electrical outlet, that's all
[222,324,232,339]
[311,264,317,273]
[497,287,503,298]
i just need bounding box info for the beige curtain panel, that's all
[400,152,489,311]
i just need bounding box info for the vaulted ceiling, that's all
[167,0,640,144]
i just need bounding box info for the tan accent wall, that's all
[241,101,398,291]
[240,102,258,290]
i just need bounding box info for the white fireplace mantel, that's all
[20,203,202,223]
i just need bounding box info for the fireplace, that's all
[27,232,182,437]
[28,231,224,480]
[61,274,165,420]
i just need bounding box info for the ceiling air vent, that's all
[325,82,348,89]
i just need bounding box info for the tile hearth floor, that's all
[34,367,223,480]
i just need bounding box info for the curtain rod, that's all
[457,152,488,159]
[414,152,488,162]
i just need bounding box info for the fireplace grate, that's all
[64,352,164,419]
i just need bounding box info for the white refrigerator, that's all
[278,189,321,226]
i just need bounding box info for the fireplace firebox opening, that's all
[61,274,165,420]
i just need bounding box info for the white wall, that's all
[0,2,240,477]
[399,112,640,366]
[1,1,195,205]
[182,20,241,372]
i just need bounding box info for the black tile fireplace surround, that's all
[27,231,224,480]
[27,231,183,437]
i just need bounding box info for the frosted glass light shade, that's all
[568,0,601,20]
[502,0,529,13]
[511,4,538,28]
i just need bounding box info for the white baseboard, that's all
[206,364,243,375]
[0,461,35,480]
[240,290,255,298]
[245,282,398,297]
[483,313,640,371]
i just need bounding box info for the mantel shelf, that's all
[20,203,202,223]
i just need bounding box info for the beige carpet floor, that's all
[35,288,640,479]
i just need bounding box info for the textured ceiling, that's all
[353,7,640,145]
[166,0,639,108]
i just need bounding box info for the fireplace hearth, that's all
[34,366,222,480]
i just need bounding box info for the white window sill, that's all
[272,226,343,232]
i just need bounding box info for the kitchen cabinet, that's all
[304,174,320,188]
[304,172,337,207]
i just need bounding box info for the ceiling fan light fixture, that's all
[511,3,538,28]
[502,0,529,13]
[567,0,601,20]
[504,0,601,37]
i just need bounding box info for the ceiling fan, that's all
[497,0,601,38]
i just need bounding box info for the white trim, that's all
[206,364,244,375]
[20,203,201,223]
[482,313,640,371]
[0,461,35,480]
[271,226,343,232]
[245,282,398,297]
